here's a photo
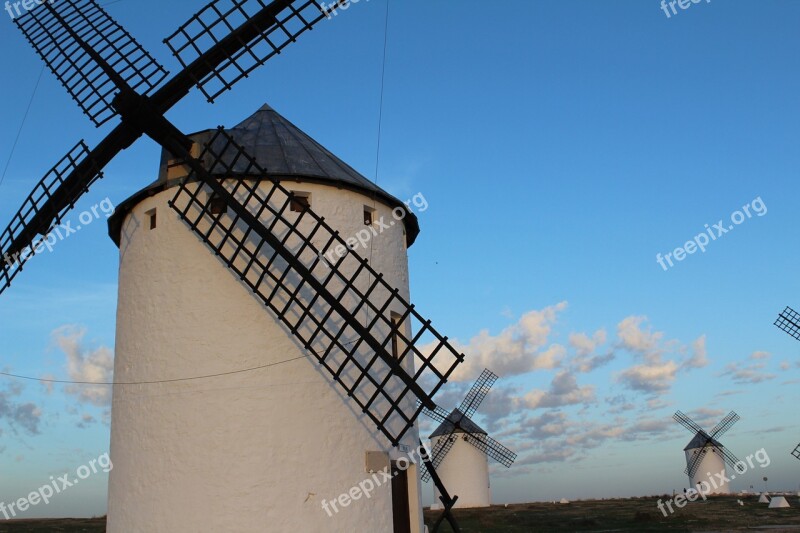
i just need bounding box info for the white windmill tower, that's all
[674,411,741,495]
[0,2,470,532]
[421,370,517,509]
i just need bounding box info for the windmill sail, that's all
[168,128,465,445]
[14,0,169,126]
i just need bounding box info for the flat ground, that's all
[2,497,800,532]
[423,495,800,532]
[0,518,105,532]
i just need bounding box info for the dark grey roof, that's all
[109,104,419,246]
[430,408,488,439]
[222,104,384,189]
[684,432,724,451]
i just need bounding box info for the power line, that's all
[0,66,45,190]
[0,354,309,386]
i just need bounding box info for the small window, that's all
[290,192,311,213]
[209,195,227,216]
[147,209,157,230]
[364,206,375,226]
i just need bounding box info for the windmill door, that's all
[391,462,411,533]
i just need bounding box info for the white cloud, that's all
[440,302,568,382]
[614,316,706,394]
[523,371,595,410]
[682,335,709,370]
[616,360,679,393]
[52,326,114,407]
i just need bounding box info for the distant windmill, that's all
[0,1,469,531]
[773,308,800,466]
[419,369,517,509]
[674,411,741,494]
[774,307,800,341]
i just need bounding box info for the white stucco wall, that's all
[684,446,730,494]
[107,180,424,532]
[431,434,491,509]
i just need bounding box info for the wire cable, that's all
[0,66,45,190]
[0,354,309,386]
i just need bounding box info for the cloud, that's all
[569,329,614,373]
[617,360,679,393]
[77,413,97,429]
[0,387,41,435]
[439,302,568,382]
[721,352,775,384]
[616,316,663,357]
[523,371,595,410]
[682,335,709,370]
[52,326,114,407]
[614,316,706,394]
[569,330,607,357]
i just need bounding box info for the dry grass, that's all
[424,495,800,532]
[2,497,800,532]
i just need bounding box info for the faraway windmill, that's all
[775,307,800,462]
[0,1,475,531]
[420,369,517,509]
[674,411,741,494]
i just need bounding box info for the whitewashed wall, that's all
[431,435,490,509]
[685,447,730,494]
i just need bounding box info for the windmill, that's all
[1,1,473,531]
[674,411,741,495]
[774,307,800,463]
[419,369,517,509]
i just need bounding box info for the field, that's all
[423,495,800,532]
[2,497,800,532]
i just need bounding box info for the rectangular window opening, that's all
[146,209,157,230]
[290,192,311,213]
[364,206,375,226]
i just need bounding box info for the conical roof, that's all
[430,408,488,438]
[684,431,724,451]
[109,104,419,246]
[220,104,384,191]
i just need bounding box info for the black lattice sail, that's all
[14,0,169,126]
[165,0,327,102]
[792,443,800,461]
[775,307,800,342]
[674,410,740,478]
[0,141,103,293]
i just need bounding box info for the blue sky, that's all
[0,0,799,518]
